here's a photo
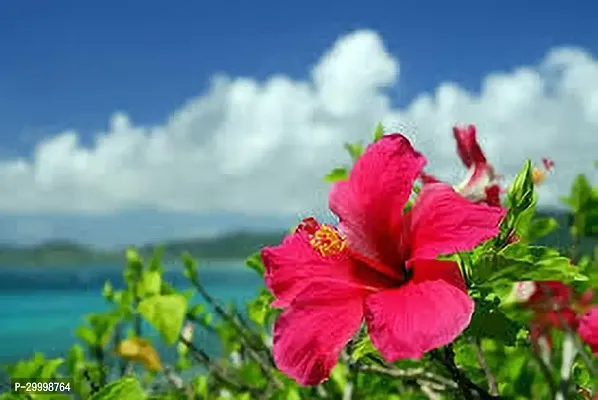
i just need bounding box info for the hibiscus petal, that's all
[578,307,598,355]
[365,260,473,361]
[453,125,487,168]
[329,134,426,268]
[273,280,369,386]
[420,172,441,185]
[261,225,358,308]
[484,184,502,207]
[408,183,506,260]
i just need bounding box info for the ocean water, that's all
[0,261,263,366]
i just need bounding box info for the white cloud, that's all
[1,30,597,216]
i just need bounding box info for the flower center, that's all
[309,225,347,257]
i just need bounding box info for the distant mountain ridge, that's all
[0,231,287,266]
[0,209,595,267]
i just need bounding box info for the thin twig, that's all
[530,343,559,398]
[430,346,499,400]
[473,339,499,396]
[419,382,442,400]
[190,273,274,361]
[179,335,261,396]
[354,363,456,389]
[189,272,285,392]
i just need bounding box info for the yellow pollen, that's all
[309,225,346,256]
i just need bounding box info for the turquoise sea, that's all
[0,261,263,365]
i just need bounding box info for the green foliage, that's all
[344,142,365,163]
[372,122,385,142]
[562,173,598,238]
[324,166,349,183]
[89,377,146,400]
[324,122,384,182]
[526,216,559,242]
[245,251,265,276]
[3,133,598,400]
[475,243,585,288]
[138,295,188,345]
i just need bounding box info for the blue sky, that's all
[0,1,597,247]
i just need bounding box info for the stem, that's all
[430,346,499,399]
[531,345,559,398]
[179,335,261,396]
[354,363,457,390]
[473,339,499,396]
[113,323,128,377]
[556,334,577,400]
[92,345,107,387]
[190,272,278,371]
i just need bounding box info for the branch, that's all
[430,346,500,400]
[189,272,273,358]
[179,335,262,396]
[472,339,499,396]
[354,362,456,390]
[530,347,558,398]
[188,272,284,390]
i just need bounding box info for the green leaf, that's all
[475,244,587,297]
[247,288,274,326]
[324,167,349,183]
[89,377,146,400]
[566,174,593,212]
[138,294,188,345]
[526,217,558,242]
[85,312,121,347]
[182,252,198,280]
[125,247,143,268]
[581,206,598,237]
[351,335,382,363]
[572,360,591,387]
[148,246,164,272]
[344,142,364,163]
[372,122,384,142]
[65,344,85,375]
[191,376,208,398]
[138,270,161,297]
[245,252,265,276]
[39,358,64,379]
[329,363,348,391]
[465,302,519,345]
[75,325,97,346]
[188,303,206,319]
[102,281,114,301]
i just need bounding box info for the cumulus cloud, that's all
[1,30,597,217]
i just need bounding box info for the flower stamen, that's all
[309,225,347,257]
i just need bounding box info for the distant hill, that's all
[0,231,286,266]
[533,210,597,257]
[0,209,595,267]
[0,240,119,266]
[135,231,286,261]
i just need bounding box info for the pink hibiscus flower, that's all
[421,125,502,207]
[514,281,598,353]
[261,134,506,386]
